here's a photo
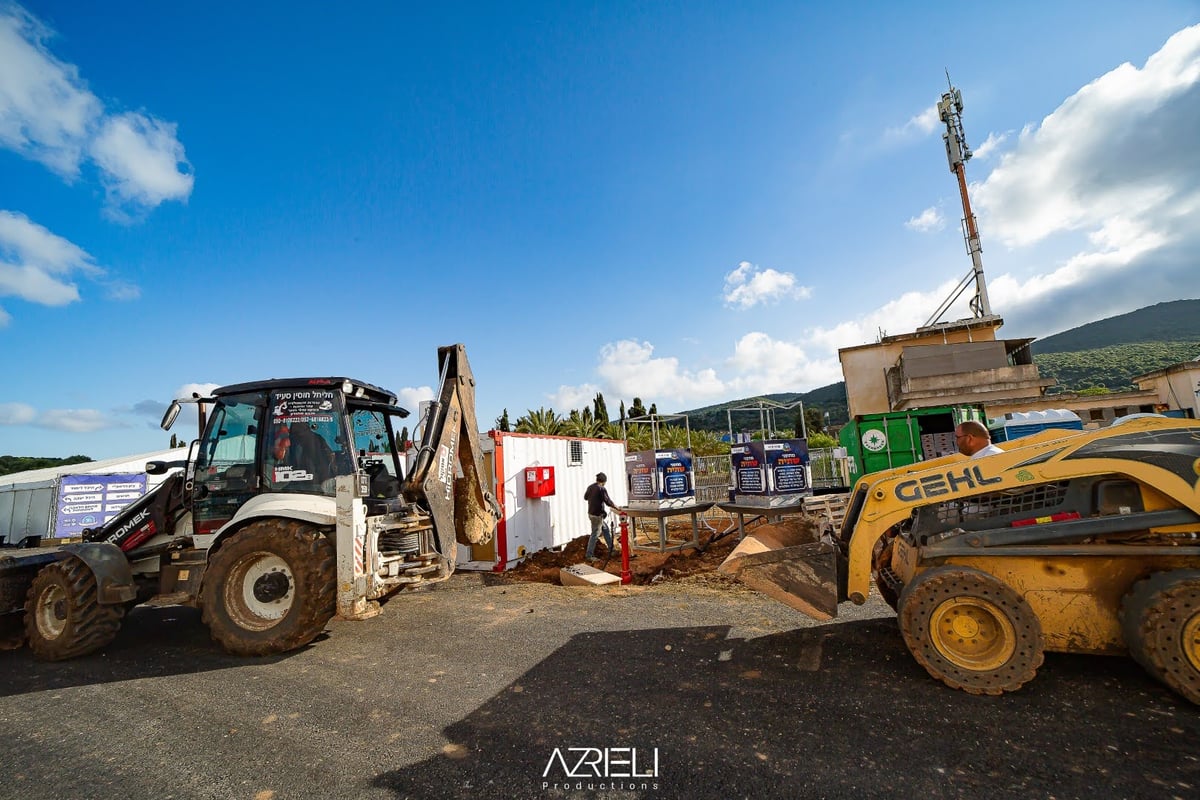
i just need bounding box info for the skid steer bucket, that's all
[718,524,840,620]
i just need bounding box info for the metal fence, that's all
[809,447,850,489]
[693,455,732,503]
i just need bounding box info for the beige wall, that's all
[840,323,1001,417]
[1134,366,1200,418]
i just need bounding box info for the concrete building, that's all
[1132,358,1200,419]
[838,316,1162,428]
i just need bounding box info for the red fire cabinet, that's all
[525,466,555,498]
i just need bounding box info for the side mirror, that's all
[161,400,181,431]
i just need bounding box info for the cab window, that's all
[264,388,352,495]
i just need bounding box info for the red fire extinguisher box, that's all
[524,466,556,498]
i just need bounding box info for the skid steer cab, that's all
[1,345,499,661]
[720,417,1200,705]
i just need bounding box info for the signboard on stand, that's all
[730,439,811,507]
[54,473,147,538]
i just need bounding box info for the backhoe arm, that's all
[402,344,500,561]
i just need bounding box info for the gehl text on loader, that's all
[0,344,500,660]
[720,417,1200,705]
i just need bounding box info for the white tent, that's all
[0,448,187,544]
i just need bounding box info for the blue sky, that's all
[2,1,1199,459]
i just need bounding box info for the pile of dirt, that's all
[502,517,818,587]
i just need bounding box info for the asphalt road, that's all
[1,574,1197,800]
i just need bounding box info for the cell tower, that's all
[921,74,996,330]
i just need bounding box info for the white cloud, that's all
[549,382,600,412]
[0,402,36,425]
[905,206,944,233]
[723,261,812,309]
[0,5,99,177]
[968,23,1200,333]
[397,386,434,414]
[90,111,193,214]
[36,408,117,433]
[882,104,939,143]
[972,131,1009,160]
[0,5,193,214]
[0,209,97,307]
[725,332,844,394]
[596,340,727,404]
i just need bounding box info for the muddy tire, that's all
[24,558,124,661]
[1120,570,1200,705]
[898,566,1044,696]
[201,519,336,657]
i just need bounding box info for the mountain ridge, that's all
[675,299,1200,429]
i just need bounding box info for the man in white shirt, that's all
[955,420,1004,458]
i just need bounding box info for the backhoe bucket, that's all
[718,524,840,620]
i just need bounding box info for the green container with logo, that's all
[839,405,984,486]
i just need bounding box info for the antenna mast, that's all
[922,73,994,328]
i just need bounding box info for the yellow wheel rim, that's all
[929,596,1016,671]
[1183,611,1200,673]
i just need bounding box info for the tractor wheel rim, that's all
[225,552,294,631]
[929,596,1016,671]
[35,583,68,640]
[1182,611,1200,673]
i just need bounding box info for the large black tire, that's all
[201,519,336,657]
[1120,570,1200,705]
[898,566,1044,696]
[24,558,124,661]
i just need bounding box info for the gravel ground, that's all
[1,573,1197,800]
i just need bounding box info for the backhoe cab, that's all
[3,344,499,660]
[721,417,1200,704]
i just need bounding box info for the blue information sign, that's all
[55,473,147,538]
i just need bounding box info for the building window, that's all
[1114,407,1128,418]
[1089,409,1105,421]
[568,440,583,466]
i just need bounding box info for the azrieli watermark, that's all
[541,746,660,791]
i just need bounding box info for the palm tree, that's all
[515,407,564,435]
[561,408,607,438]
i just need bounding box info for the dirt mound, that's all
[502,517,818,586]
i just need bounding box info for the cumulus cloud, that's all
[596,340,727,404]
[0,402,36,425]
[972,131,1009,160]
[549,383,601,412]
[90,111,193,215]
[36,409,117,433]
[969,24,1200,332]
[882,104,939,144]
[0,401,122,433]
[905,206,945,233]
[397,386,434,414]
[722,261,812,309]
[0,210,100,320]
[724,332,844,395]
[0,4,192,214]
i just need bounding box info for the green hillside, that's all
[680,383,848,433]
[677,300,1200,426]
[1034,341,1200,392]
[1032,299,1200,354]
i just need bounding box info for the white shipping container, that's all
[460,432,628,571]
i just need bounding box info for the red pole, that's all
[619,513,632,585]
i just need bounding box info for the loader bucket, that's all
[718,523,840,620]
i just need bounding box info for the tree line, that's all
[0,454,93,478]
[494,392,837,455]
